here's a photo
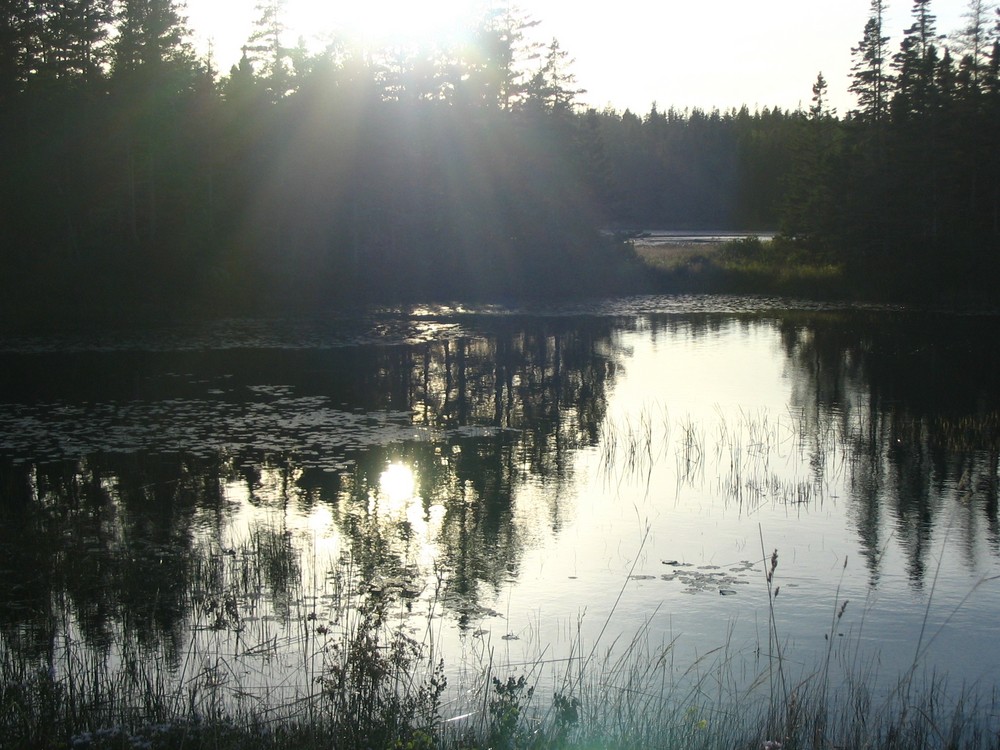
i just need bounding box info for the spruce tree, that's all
[888,0,946,247]
[781,73,839,249]
[0,0,44,100]
[244,0,289,101]
[950,0,995,87]
[850,0,892,125]
[893,0,941,119]
[524,37,584,114]
[458,4,539,110]
[39,0,114,87]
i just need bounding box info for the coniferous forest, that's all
[1,0,999,321]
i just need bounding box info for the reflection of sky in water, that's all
[610,318,791,416]
[2,303,1000,717]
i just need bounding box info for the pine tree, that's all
[458,5,539,110]
[781,73,840,249]
[950,0,995,88]
[850,0,892,125]
[893,0,942,119]
[244,0,289,101]
[0,0,44,100]
[111,0,194,84]
[39,0,114,87]
[809,71,833,119]
[221,48,257,104]
[989,17,1000,234]
[524,37,584,114]
[109,0,200,250]
[886,0,948,244]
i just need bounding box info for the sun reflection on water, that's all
[379,463,418,511]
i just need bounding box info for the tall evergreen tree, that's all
[989,14,1000,234]
[38,0,114,87]
[850,0,893,125]
[221,47,257,104]
[893,0,942,119]
[950,0,995,87]
[781,73,839,248]
[108,0,200,253]
[458,4,539,110]
[111,0,195,87]
[244,0,289,101]
[847,0,894,265]
[0,0,43,100]
[524,37,583,114]
[888,0,947,244]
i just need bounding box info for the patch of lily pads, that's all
[628,559,760,595]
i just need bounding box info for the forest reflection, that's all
[774,311,1000,584]
[1,310,998,667]
[0,319,621,662]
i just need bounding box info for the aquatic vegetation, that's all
[3,306,1000,748]
[2,527,1000,749]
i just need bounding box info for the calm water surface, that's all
[2,295,999,714]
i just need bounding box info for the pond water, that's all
[2,295,999,724]
[630,230,776,246]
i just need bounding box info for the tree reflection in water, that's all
[774,311,1000,585]
[0,307,999,698]
[0,319,620,666]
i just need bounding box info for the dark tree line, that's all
[590,103,800,230]
[782,0,1000,299]
[0,1,644,319]
[1,0,998,320]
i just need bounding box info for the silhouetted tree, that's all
[244,0,290,101]
[457,4,539,110]
[36,0,114,87]
[781,73,841,248]
[524,37,583,114]
[951,0,995,86]
[850,0,893,126]
[0,0,43,101]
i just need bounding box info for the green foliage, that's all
[637,236,847,299]
[321,599,447,749]
[550,692,581,747]
[487,675,535,749]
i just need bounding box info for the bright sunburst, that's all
[378,463,418,512]
[286,0,482,46]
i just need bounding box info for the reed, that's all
[4,579,999,748]
[3,486,999,749]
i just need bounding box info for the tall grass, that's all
[636,236,847,298]
[4,529,999,749]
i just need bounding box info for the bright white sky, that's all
[184,0,974,114]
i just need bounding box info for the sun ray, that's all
[286,0,483,47]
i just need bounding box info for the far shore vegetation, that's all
[634,235,849,300]
[1,0,999,328]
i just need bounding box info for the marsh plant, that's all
[0,532,449,750]
[3,534,1000,749]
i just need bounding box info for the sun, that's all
[287,0,484,47]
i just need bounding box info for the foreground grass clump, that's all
[638,235,846,298]
[1,598,446,750]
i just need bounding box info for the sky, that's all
[184,0,976,115]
